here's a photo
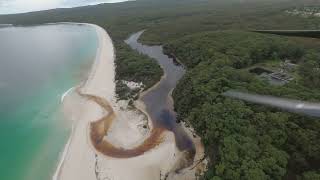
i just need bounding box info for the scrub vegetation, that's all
[1,0,320,179]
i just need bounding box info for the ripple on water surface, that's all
[0,24,98,180]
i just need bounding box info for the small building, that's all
[249,66,294,86]
[280,59,297,72]
[269,72,294,85]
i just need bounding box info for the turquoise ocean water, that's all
[0,24,98,180]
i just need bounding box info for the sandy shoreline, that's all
[55,23,206,180]
[54,23,115,180]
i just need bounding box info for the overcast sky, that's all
[0,0,130,14]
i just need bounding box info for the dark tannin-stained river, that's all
[125,31,195,152]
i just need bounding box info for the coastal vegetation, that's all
[115,43,162,99]
[165,31,320,179]
[1,0,320,179]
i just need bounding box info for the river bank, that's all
[125,31,207,178]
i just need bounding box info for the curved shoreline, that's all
[53,86,77,180]
[53,22,116,180]
[54,23,205,180]
[55,23,169,179]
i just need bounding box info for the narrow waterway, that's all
[125,31,195,152]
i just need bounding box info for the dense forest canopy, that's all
[1,0,320,179]
[1,0,320,87]
[164,31,320,179]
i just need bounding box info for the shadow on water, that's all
[125,31,195,152]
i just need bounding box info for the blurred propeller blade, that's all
[223,90,320,118]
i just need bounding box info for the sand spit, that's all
[56,23,206,180]
[78,90,166,158]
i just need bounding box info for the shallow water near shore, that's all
[125,31,195,152]
[0,24,98,180]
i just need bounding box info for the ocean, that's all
[0,24,98,180]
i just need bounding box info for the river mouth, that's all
[125,31,195,153]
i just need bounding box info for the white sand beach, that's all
[55,24,206,180]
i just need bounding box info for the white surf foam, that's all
[53,87,76,180]
[61,87,75,103]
